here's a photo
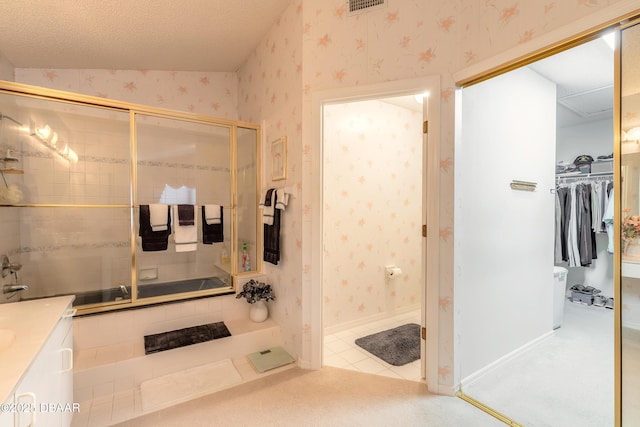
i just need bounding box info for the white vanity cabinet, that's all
[0,298,74,427]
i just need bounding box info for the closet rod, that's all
[555,172,613,183]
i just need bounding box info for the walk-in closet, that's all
[456,35,615,426]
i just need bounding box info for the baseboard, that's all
[436,382,458,397]
[460,330,554,390]
[323,304,421,335]
[297,358,313,370]
[622,321,640,331]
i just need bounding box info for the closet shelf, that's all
[555,171,613,182]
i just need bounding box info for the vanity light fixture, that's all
[30,120,78,163]
[35,124,52,141]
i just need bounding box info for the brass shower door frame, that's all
[0,80,262,315]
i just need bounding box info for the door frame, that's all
[453,2,640,424]
[309,75,441,392]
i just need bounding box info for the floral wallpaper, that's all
[15,69,238,120]
[237,2,304,359]
[7,0,631,393]
[298,0,627,391]
[322,99,422,329]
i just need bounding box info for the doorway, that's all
[321,95,424,381]
[456,34,615,426]
[309,76,441,392]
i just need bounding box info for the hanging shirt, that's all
[555,191,562,264]
[568,184,581,267]
[591,183,600,232]
[602,191,614,254]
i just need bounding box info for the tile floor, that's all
[322,310,422,382]
[70,356,293,427]
[70,388,138,427]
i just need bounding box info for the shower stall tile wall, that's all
[21,106,131,205]
[0,80,260,313]
[0,104,23,302]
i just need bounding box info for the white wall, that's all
[557,118,614,164]
[556,118,614,298]
[456,67,556,380]
[322,99,422,330]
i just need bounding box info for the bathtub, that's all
[72,276,230,306]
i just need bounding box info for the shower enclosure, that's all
[0,81,260,314]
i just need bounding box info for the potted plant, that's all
[236,279,276,322]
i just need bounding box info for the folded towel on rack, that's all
[173,205,197,252]
[261,189,275,225]
[275,189,288,211]
[177,204,195,226]
[204,204,222,225]
[263,191,281,265]
[149,203,169,231]
[139,205,172,251]
[202,206,224,244]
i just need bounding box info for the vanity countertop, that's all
[0,296,75,403]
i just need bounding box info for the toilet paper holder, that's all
[385,265,402,279]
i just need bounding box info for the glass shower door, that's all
[134,114,233,301]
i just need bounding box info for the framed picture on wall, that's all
[271,136,287,181]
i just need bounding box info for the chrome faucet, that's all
[1,255,21,279]
[3,284,28,299]
[3,284,28,293]
[1,255,28,299]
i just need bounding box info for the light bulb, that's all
[37,125,52,140]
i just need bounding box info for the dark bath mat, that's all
[355,323,420,366]
[144,321,231,355]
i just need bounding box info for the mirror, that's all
[620,21,640,425]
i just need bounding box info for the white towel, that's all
[204,204,222,225]
[149,204,169,232]
[260,189,275,225]
[173,205,197,252]
[275,189,289,210]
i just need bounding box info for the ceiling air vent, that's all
[347,0,386,16]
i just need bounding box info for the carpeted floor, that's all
[462,301,614,427]
[115,366,503,427]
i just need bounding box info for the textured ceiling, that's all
[0,1,615,129]
[0,0,291,72]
